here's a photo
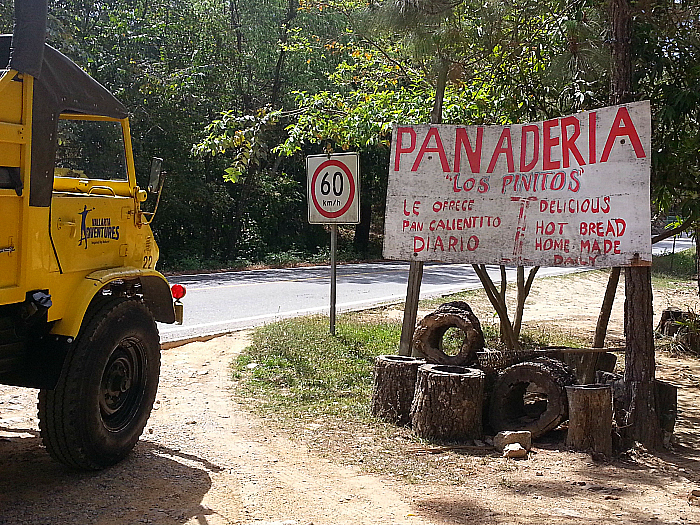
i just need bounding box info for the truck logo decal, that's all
[78,205,120,249]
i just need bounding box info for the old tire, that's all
[38,299,160,469]
[489,357,576,438]
[412,302,485,366]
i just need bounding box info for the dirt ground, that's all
[1,270,700,525]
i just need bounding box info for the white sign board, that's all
[307,153,360,224]
[383,102,652,267]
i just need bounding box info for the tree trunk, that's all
[609,0,663,450]
[499,265,509,346]
[565,385,613,456]
[610,0,633,105]
[513,266,539,340]
[353,199,372,255]
[472,264,519,350]
[695,223,699,297]
[371,355,425,426]
[270,0,298,107]
[623,266,662,449]
[410,365,484,442]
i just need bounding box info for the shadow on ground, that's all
[0,429,223,525]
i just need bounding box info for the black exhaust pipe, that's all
[9,0,48,78]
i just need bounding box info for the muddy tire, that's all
[488,357,576,438]
[38,299,160,469]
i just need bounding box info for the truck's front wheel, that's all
[39,299,160,469]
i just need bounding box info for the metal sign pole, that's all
[330,224,337,335]
[306,152,359,335]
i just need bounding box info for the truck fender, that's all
[51,267,175,338]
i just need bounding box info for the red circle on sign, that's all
[311,159,356,219]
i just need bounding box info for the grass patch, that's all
[652,246,696,280]
[233,305,589,428]
[232,315,400,422]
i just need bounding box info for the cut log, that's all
[412,303,484,366]
[371,355,425,425]
[655,379,677,448]
[410,364,485,442]
[595,371,626,425]
[565,385,613,456]
[489,357,576,438]
[559,351,617,384]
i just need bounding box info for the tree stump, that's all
[560,351,617,385]
[565,385,613,456]
[371,355,425,425]
[655,379,677,433]
[410,364,484,442]
[412,302,485,366]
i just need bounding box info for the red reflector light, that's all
[171,284,186,300]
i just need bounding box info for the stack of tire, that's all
[410,301,576,439]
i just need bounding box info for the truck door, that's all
[0,74,25,289]
[50,115,136,274]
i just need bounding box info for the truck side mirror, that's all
[148,157,163,193]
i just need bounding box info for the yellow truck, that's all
[0,4,178,469]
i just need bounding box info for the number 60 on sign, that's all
[307,153,360,224]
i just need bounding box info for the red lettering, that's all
[561,116,586,168]
[487,128,515,173]
[588,112,596,164]
[550,171,566,191]
[615,218,626,236]
[520,125,540,172]
[568,170,581,192]
[543,119,560,170]
[413,236,425,253]
[600,107,646,162]
[412,128,450,172]
[501,174,514,194]
[454,127,483,173]
[395,127,416,171]
[478,176,490,193]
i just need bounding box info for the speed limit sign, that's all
[307,153,360,224]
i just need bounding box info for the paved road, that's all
[158,236,694,343]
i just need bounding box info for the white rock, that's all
[494,430,532,451]
[503,443,528,458]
